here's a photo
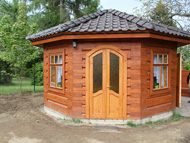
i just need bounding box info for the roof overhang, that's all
[29,30,190,48]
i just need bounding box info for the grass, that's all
[63,118,83,124]
[145,121,153,126]
[155,119,164,125]
[127,121,142,127]
[170,111,184,122]
[0,78,44,94]
[127,111,183,128]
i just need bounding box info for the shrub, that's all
[30,62,43,86]
[0,59,12,85]
[183,62,190,71]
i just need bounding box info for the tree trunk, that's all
[60,0,70,23]
[19,68,23,95]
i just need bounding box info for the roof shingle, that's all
[26,9,190,40]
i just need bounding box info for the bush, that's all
[30,62,43,86]
[183,62,190,71]
[0,59,12,85]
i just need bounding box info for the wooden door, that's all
[89,49,124,119]
[176,53,182,107]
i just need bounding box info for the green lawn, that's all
[0,78,44,94]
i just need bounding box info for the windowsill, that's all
[50,86,63,89]
[153,87,168,91]
[48,86,64,95]
[150,88,170,97]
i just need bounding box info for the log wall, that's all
[43,38,178,120]
[72,39,142,119]
[141,39,177,119]
[43,40,73,117]
[182,69,190,97]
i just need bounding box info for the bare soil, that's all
[0,93,190,143]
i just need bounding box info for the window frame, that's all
[49,51,65,93]
[150,50,170,96]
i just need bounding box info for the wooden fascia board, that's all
[31,33,151,46]
[30,32,190,46]
[149,33,190,44]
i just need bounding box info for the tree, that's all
[67,0,101,19]
[135,0,190,64]
[29,0,101,30]
[149,0,176,26]
[136,0,190,29]
[0,2,41,94]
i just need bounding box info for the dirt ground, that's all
[0,93,190,143]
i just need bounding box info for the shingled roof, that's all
[26,9,190,40]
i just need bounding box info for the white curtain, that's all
[154,66,160,84]
[57,66,62,83]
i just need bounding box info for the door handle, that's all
[107,86,111,88]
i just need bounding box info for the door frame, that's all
[86,45,127,119]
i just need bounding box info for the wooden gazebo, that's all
[27,9,190,120]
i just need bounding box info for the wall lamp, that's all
[72,40,77,49]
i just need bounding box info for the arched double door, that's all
[86,46,126,119]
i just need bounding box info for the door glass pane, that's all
[153,54,157,64]
[55,55,58,64]
[93,53,102,93]
[110,53,119,93]
[59,55,62,64]
[153,66,160,89]
[57,66,62,88]
[159,55,163,64]
[50,66,56,87]
[161,66,168,88]
[51,56,54,64]
[164,55,168,64]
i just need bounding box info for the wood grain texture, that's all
[141,39,177,119]
[42,38,178,120]
[182,69,190,97]
[43,41,73,117]
[73,40,139,119]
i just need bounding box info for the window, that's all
[50,54,63,88]
[153,54,168,89]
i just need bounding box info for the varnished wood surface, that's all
[86,46,126,119]
[176,53,182,107]
[30,30,190,47]
[182,69,190,97]
[42,38,179,120]
[141,39,177,118]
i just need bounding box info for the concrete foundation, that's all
[44,106,174,125]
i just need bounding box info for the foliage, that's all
[30,62,43,86]
[183,62,190,71]
[67,0,101,19]
[149,0,176,26]
[0,0,19,22]
[0,59,12,85]
[29,0,101,30]
[0,78,43,94]
[0,2,41,94]
[170,111,184,122]
[135,0,190,29]
[178,45,190,63]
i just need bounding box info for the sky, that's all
[100,0,142,15]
